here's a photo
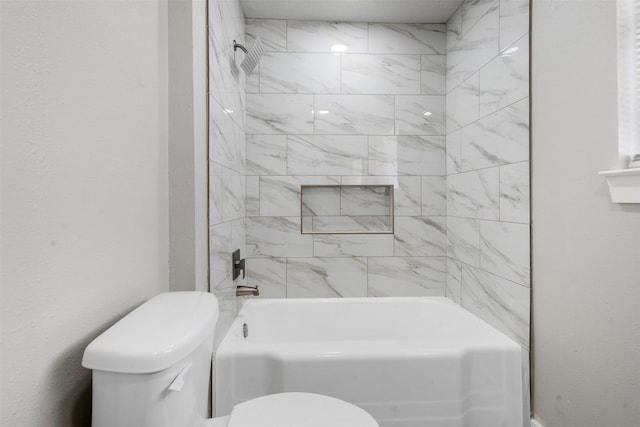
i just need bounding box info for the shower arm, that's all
[233,40,248,54]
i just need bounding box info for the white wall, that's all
[1,1,169,425]
[168,0,209,293]
[532,1,640,426]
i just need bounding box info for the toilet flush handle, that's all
[169,363,192,392]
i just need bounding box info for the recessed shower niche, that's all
[301,185,394,234]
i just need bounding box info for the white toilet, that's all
[82,291,378,427]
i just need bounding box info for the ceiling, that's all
[239,0,465,24]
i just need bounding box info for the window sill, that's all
[598,168,640,203]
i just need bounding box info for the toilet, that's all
[82,292,378,427]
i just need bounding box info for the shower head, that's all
[233,38,263,76]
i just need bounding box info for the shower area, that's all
[208,0,530,418]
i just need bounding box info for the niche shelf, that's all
[300,185,394,234]
[598,168,640,203]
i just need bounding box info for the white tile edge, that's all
[531,418,545,427]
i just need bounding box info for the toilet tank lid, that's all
[82,292,219,374]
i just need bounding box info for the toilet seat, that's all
[224,392,378,427]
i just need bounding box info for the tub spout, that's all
[236,285,259,297]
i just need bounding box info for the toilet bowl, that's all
[82,292,378,427]
[211,392,378,427]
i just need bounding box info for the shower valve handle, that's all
[232,249,245,280]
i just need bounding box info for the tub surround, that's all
[244,19,448,299]
[208,0,249,346]
[239,0,531,353]
[208,0,530,356]
[445,0,530,351]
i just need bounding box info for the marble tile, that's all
[246,134,287,175]
[301,186,341,216]
[287,20,368,53]
[247,216,313,257]
[341,186,393,216]
[260,52,340,93]
[446,258,462,304]
[394,176,422,216]
[421,176,446,216]
[209,43,244,128]
[246,94,314,134]
[395,95,446,136]
[245,65,260,93]
[314,234,394,257]
[499,0,529,51]
[208,0,226,51]
[446,130,462,174]
[462,0,498,35]
[446,73,480,132]
[287,135,368,175]
[210,222,232,288]
[460,264,530,348]
[308,216,392,233]
[460,98,529,171]
[480,220,530,287]
[500,161,530,224]
[446,4,463,52]
[287,258,368,298]
[446,216,480,266]
[314,95,394,135]
[246,176,260,216]
[222,168,245,221]
[230,217,246,255]
[447,2,499,91]
[260,175,340,216]
[210,99,244,173]
[369,135,446,176]
[211,277,241,348]
[342,54,421,95]
[341,176,398,186]
[210,162,224,225]
[368,23,446,54]
[245,19,286,52]
[421,55,446,95]
[479,35,529,117]
[247,257,286,298]
[368,257,446,297]
[447,168,499,220]
[222,0,246,46]
[394,216,446,257]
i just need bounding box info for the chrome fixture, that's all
[236,285,259,297]
[233,37,263,75]
[232,249,245,280]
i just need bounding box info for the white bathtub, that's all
[214,297,523,427]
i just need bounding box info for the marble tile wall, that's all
[244,20,448,299]
[445,0,530,350]
[210,3,529,348]
[208,0,247,346]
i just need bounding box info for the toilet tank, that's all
[82,292,219,427]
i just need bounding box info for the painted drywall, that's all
[1,1,169,425]
[531,1,640,426]
[169,0,197,292]
[193,0,209,293]
[168,0,209,293]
